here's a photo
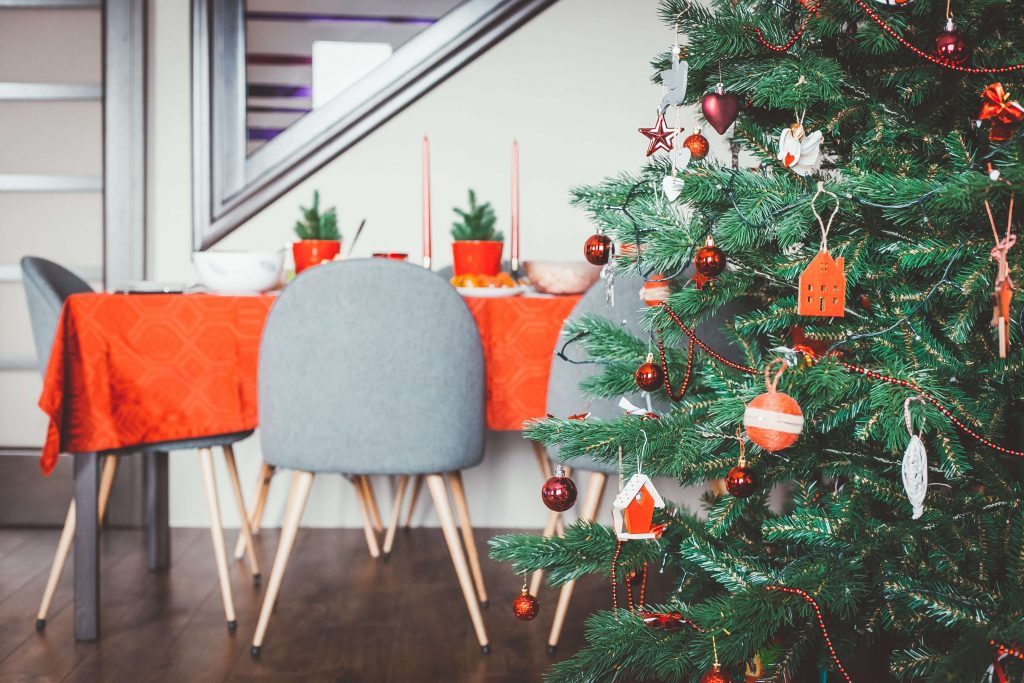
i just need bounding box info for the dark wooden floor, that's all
[0,526,622,682]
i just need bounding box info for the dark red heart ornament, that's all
[701,83,740,135]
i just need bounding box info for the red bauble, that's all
[725,459,757,498]
[512,588,540,621]
[693,235,726,289]
[634,355,664,392]
[584,233,612,266]
[935,18,968,64]
[701,84,741,135]
[541,465,577,512]
[683,129,710,160]
[699,665,729,683]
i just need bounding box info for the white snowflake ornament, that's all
[777,123,823,176]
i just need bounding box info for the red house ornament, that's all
[798,182,845,318]
[612,473,665,541]
[797,251,846,317]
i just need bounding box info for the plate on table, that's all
[114,281,187,294]
[456,285,525,298]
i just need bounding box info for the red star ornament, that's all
[639,113,678,156]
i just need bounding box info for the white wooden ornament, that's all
[777,123,823,177]
[663,175,684,201]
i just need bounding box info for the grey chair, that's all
[250,259,490,655]
[539,269,745,652]
[21,256,261,631]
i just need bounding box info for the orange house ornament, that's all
[612,473,666,540]
[798,250,846,318]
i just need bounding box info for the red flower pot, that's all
[292,240,341,273]
[452,240,503,276]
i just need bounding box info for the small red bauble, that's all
[634,353,664,392]
[693,235,726,289]
[541,465,577,512]
[725,457,757,498]
[512,587,540,621]
[699,665,729,683]
[584,233,613,266]
[935,18,969,64]
[682,129,710,160]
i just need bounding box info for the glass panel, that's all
[245,0,463,154]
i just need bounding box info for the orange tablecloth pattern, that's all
[39,294,274,475]
[463,294,580,431]
[39,291,579,474]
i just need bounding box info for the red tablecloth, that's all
[39,292,578,474]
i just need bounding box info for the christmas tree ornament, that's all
[640,276,671,306]
[639,112,679,156]
[777,113,823,176]
[512,579,540,621]
[683,128,710,160]
[693,234,726,289]
[702,83,741,135]
[744,653,765,683]
[985,197,1016,358]
[725,429,757,498]
[798,182,845,318]
[541,464,577,512]
[902,397,928,520]
[641,611,686,629]
[870,0,914,5]
[663,175,684,201]
[700,637,729,683]
[612,472,666,540]
[978,83,1024,142]
[744,359,804,452]
[934,17,969,64]
[584,231,613,266]
[634,353,664,392]
[658,30,688,114]
[663,140,690,201]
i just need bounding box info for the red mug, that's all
[372,253,409,261]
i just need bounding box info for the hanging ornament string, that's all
[986,197,1016,283]
[750,0,819,53]
[655,333,696,401]
[810,181,841,255]
[851,0,1024,74]
[766,585,853,683]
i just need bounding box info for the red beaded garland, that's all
[655,334,695,402]
[992,640,1024,662]
[766,585,852,683]
[751,2,819,53]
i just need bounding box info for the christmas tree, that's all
[491,0,1024,680]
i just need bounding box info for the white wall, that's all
[149,0,721,528]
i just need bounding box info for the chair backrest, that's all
[546,268,748,473]
[20,256,94,375]
[258,259,486,475]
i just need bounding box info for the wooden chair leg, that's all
[351,477,381,558]
[382,475,408,558]
[546,471,606,653]
[251,471,314,656]
[234,462,274,561]
[221,445,261,581]
[426,474,490,653]
[447,471,488,607]
[198,447,236,629]
[360,476,383,532]
[403,474,423,528]
[36,455,117,630]
[529,507,562,598]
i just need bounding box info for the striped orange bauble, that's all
[743,359,803,452]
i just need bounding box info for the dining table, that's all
[37,286,580,641]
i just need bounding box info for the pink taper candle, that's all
[511,140,520,271]
[422,135,432,269]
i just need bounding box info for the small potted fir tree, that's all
[292,190,342,273]
[451,190,503,276]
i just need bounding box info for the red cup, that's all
[292,240,341,273]
[452,240,503,276]
[372,252,409,261]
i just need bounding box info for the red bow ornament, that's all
[979,83,1024,142]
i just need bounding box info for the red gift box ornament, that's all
[979,83,1024,142]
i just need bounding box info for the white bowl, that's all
[524,260,602,295]
[193,251,284,294]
